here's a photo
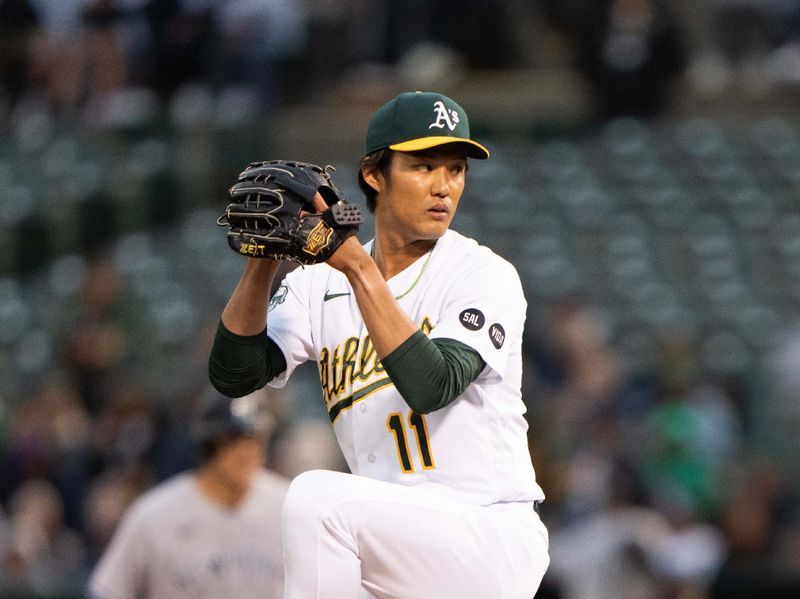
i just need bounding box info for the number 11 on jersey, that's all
[387,411,436,473]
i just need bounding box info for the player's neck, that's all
[371,235,436,279]
[195,466,249,509]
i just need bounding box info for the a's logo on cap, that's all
[429,100,459,132]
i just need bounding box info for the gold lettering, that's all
[340,337,359,393]
[330,344,342,397]
[239,241,266,256]
[357,336,376,381]
[319,348,331,406]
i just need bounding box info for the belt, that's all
[533,501,542,514]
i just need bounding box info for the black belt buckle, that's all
[533,501,542,514]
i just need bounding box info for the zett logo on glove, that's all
[239,239,267,257]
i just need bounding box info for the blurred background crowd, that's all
[1,0,800,597]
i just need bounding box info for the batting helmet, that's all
[194,393,273,447]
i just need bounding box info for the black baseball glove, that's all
[218,160,364,264]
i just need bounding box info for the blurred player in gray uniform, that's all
[88,393,288,599]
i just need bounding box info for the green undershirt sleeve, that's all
[381,331,486,414]
[208,320,288,398]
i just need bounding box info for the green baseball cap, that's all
[365,91,490,159]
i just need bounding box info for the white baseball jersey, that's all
[267,229,544,505]
[88,470,287,599]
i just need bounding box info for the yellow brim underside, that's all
[390,136,490,158]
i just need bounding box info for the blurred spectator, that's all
[526,298,644,454]
[89,382,158,471]
[415,0,520,69]
[321,0,518,86]
[141,0,215,99]
[0,378,90,509]
[548,460,674,599]
[1,0,310,123]
[62,256,152,415]
[549,456,726,599]
[24,0,129,122]
[0,0,40,105]
[206,0,308,107]
[640,337,744,519]
[0,479,88,597]
[711,459,800,598]
[523,297,660,522]
[138,0,308,107]
[541,0,688,120]
[79,1,131,100]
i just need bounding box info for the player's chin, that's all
[418,221,451,240]
[423,211,453,231]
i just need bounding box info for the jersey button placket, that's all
[357,402,372,468]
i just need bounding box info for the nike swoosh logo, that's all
[324,291,351,301]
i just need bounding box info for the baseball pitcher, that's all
[210,91,549,598]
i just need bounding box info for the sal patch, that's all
[488,323,505,349]
[459,308,485,331]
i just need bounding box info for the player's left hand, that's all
[218,160,364,265]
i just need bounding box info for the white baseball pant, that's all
[281,469,549,599]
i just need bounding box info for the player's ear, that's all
[361,165,382,194]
